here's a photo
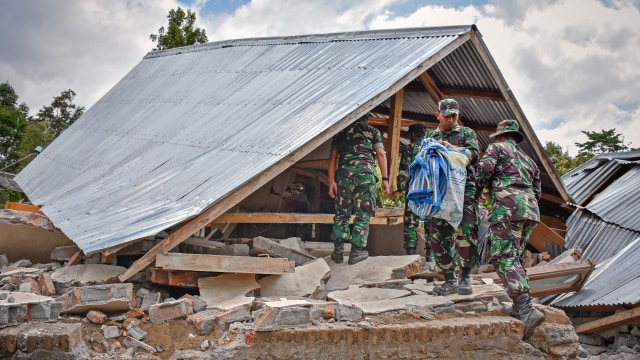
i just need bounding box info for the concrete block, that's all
[58,283,135,314]
[101,325,120,339]
[148,298,193,323]
[254,306,312,331]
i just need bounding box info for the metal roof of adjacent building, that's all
[557,150,640,309]
[552,237,640,309]
[15,25,569,254]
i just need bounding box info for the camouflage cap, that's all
[437,98,459,116]
[490,119,524,143]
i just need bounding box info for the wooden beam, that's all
[575,307,640,334]
[156,253,295,274]
[294,159,329,170]
[211,211,403,225]
[418,72,444,102]
[482,259,595,298]
[387,89,404,190]
[528,219,566,252]
[439,87,505,102]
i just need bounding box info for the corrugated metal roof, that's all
[564,209,640,262]
[15,25,568,254]
[551,237,640,309]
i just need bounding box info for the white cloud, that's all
[1,0,638,156]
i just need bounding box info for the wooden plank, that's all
[387,89,404,191]
[156,253,294,274]
[482,259,595,298]
[575,307,640,334]
[211,212,400,225]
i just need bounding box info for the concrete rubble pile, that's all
[0,211,634,359]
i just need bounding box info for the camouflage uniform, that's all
[397,137,423,250]
[331,118,384,248]
[426,124,480,275]
[475,123,541,299]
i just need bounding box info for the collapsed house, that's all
[1,25,614,358]
[13,25,571,277]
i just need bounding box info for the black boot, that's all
[434,272,458,295]
[457,267,473,295]
[348,245,369,264]
[512,294,545,340]
[424,245,435,263]
[406,247,416,255]
[331,238,344,263]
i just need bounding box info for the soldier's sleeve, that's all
[476,143,499,191]
[463,127,480,165]
[371,127,384,149]
[532,162,542,201]
[396,144,411,193]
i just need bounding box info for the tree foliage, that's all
[150,7,208,51]
[574,129,630,164]
[0,82,28,171]
[544,141,577,176]
[33,89,85,138]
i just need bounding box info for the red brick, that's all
[329,328,342,343]
[304,328,316,345]
[417,324,428,342]
[319,327,330,343]
[24,334,38,353]
[344,327,356,345]
[357,327,366,344]
[244,328,254,346]
[39,272,56,296]
[441,324,451,340]
[281,328,292,342]
[395,325,404,342]
[370,326,380,346]
[324,305,335,320]
[42,333,53,351]
[87,310,108,324]
[405,323,417,343]
[454,323,465,338]
[491,321,502,337]
[383,326,393,342]
[294,328,305,343]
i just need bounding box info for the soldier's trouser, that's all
[488,220,538,298]
[403,202,420,249]
[429,194,479,274]
[332,172,376,248]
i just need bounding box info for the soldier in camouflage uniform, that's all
[476,119,544,339]
[427,98,480,296]
[328,114,390,265]
[391,123,433,257]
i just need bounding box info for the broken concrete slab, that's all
[352,294,453,315]
[252,236,315,266]
[258,258,331,298]
[50,264,126,290]
[327,287,412,305]
[325,255,423,290]
[0,210,74,264]
[198,273,259,310]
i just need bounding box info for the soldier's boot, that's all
[406,247,416,255]
[433,272,458,296]
[348,246,369,265]
[424,245,435,263]
[457,267,473,295]
[330,239,344,263]
[512,294,545,340]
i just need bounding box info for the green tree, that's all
[544,141,577,176]
[0,82,28,171]
[150,7,208,51]
[574,128,630,164]
[33,89,84,138]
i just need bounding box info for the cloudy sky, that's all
[1,0,638,155]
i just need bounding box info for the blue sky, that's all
[1,0,639,155]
